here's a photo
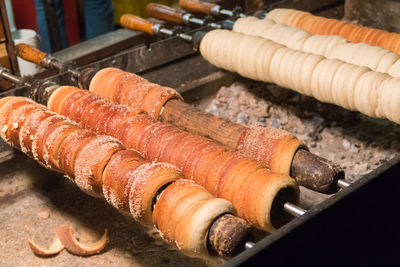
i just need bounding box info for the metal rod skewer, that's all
[0,67,20,84]
[284,202,307,217]
[245,202,307,250]
[245,241,255,249]
[337,179,351,189]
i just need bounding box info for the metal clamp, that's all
[182,13,193,24]
[153,24,175,37]
[211,5,221,16]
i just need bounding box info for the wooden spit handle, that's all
[146,3,185,25]
[15,43,47,66]
[179,0,216,15]
[120,14,155,35]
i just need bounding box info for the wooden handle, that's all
[15,43,47,65]
[120,14,155,35]
[146,3,185,25]
[179,0,216,15]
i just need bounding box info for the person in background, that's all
[34,0,114,53]
[84,0,114,40]
[34,0,68,53]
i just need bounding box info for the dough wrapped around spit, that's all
[0,96,245,258]
[88,67,305,178]
[0,97,38,148]
[199,29,400,124]
[89,68,183,119]
[153,179,236,257]
[233,16,400,77]
[48,86,300,232]
[266,8,400,57]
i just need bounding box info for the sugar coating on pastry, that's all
[73,135,123,197]
[128,162,182,224]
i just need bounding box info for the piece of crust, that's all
[56,225,108,256]
[28,237,64,256]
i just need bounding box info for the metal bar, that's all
[337,179,351,189]
[189,17,205,26]
[159,28,174,37]
[220,9,234,17]
[0,71,20,84]
[283,203,306,217]
[210,22,222,29]
[178,33,193,42]
[245,241,255,250]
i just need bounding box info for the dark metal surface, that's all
[78,35,196,75]
[53,29,155,66]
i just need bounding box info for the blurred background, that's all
[3,0,263,54]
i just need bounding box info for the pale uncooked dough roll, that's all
[278,49,301,90]
[233,16,275,37]
[265,7,287,23]
[387,59,400,77]
[330,64,366,110]
[243,37,270,79]
[286,28,310,50]
[256,41,282,82]
[352,45,386,71]
[346,67,371,111]
[353,71,387,117]
[233,16,400,77]
[323,36,348,57]
[200,29,400,124]
[298,53,324,96]
[377,78,400,123]
[269,47,289,87]
[302,35,330,56]
[265,23,299,46]
[310,59,344,102]
[267,8,400,56]
[330,43,360,63]
[287,52,308,94]
[376,52,400,73]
